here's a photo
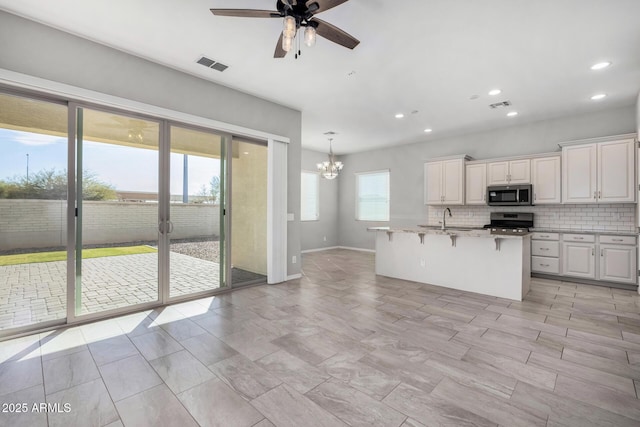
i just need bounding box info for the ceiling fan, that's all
[210,0,360,58]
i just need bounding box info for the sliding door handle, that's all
[158,221,165,234]
[167,220,174,234]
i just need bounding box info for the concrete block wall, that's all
[0,199,220,250]
[426,203,636,232]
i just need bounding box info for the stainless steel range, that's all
[483,212,534,235]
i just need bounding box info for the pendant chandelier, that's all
[316,138,343,180]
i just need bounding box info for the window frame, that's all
[355,169,390,222]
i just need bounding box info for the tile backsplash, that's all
[426,204,637,232]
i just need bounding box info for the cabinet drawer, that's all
[563,234,595,243]
[599,235,636,245]
[532,256,560,274]
[532,241,560,257]
[531,232,559,241]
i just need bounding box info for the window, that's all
[301,171,319,221]
[356,170,390,221]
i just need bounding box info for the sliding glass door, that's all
[74,107,161,317]
[230,138,268,286]
[168,125,227,298]
[0,92,69,333]
[0,88,271,337]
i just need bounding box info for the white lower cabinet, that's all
[599,244,637,284]
[563,242,596,279]
[533,232,637,285]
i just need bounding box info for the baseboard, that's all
[338,246,376,253]
[286,273,302,281]
[301,246,339,254]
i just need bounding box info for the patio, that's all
[0,252,223,331]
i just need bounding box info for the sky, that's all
[0,129,220,195]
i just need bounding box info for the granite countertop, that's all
[367,226,528,239]
[530,228,638,237]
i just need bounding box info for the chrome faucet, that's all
[442,207,452,230]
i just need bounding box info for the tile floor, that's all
[1,248,640,426]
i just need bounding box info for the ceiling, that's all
[1,0,639,154]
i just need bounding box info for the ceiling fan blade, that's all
[274,33,288,58]
[310,0,350,14]
[312,18,360,49]
[210,9,280,18]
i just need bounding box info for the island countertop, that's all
[367,226,529,239]
[371,225,531,301]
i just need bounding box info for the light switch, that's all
[287,213,294,221]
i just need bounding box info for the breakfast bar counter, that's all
[369,227,531,301]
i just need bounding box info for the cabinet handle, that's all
[594,191,597,199]
[574,237,584,240]
[612,238,624,242]
[540,264,550,267]
[592,248,595,256]
[540,235,549,238]
[598,191,601,199]
[601,249,604,256]
[540,248,549,251]
[534,193,537,200]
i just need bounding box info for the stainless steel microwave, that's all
[487,184,532,206]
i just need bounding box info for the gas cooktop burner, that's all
[485,226,530,235]
[484,212,534,235]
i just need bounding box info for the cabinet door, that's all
[598,139,635,203]
[487,161,509,185]
[562,243,596,279]
[532,156,561,204]
[465,163,487,205]
[424,161,443,205]
[599,245,637,284]
[562,144,597,203]
[442,159,464,205]
[508,159,531,184]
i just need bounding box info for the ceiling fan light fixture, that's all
[282,35,293,52]
[283,16,296,39]
[304,26,317,47]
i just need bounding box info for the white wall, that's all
[337,105,637,250]
[300,149,339,251]
[0,10,302,276]
[0,199,221,250]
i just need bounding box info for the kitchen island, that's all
[369,227,531,301]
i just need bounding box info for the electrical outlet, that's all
[292,256,297,264]
[420,259,426,267]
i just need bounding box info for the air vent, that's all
[324,131,338,135]
[196,56,229,72]
[489,100,512,109]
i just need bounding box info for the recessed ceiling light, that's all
[507,111,518,117]
[424,128,433,133]
[488,89,502,96]
[590,93,607,100]
[591,62,611,70]
[243,151,249,155]
[395,113,404,119]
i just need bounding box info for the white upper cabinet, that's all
[465,163,487,205]
[424,158,465,205]
[487,159,530,185]
[531,156,561,204]
[598,139,635,203]
[562,138,635,203]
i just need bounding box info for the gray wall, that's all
[337,105,637,250]
[300,149,339,251]
[0,11,302,276]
